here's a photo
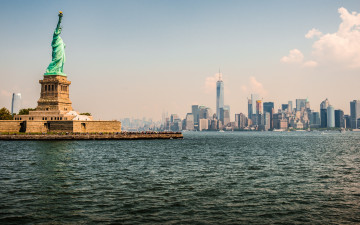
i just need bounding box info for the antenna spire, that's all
[218,67,222,81]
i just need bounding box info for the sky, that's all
[0,0,359,121]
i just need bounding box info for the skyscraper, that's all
[327,105,335,128]
[184,113,194,130]
[11,93,21,115]
[320,98,329,128]
[255,100,262,126]
[263,102,274,130]
[251,94,259,117]
[191,105,199,126]
[216,74,224,120]
[335,109,344,128]
[204,107,213,119]
[296,99,306,111]
[281,104,289,112]
[220,106,230,127]
[320,98,329,109]
[170,114,179,123]
[235,113,247,129]
[288,101,293,113]
[256,100,262,115]
[310,112,321,128]
[247,99,252,118]
[198,105,207,120]
[350,100,360,129]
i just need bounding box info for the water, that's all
[1,131,360,224]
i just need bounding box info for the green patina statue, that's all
[45,11,66,76]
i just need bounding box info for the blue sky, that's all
[1,1,359,120]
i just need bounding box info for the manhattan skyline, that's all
[0,1,359,120]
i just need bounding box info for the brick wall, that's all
[0,121,22,132]
[26,121,49,133]
[48,121,73,132]
[73,121,121,133]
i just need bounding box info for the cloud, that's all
[281,49,317,67]
[303,60,318,67]
[203,73,221,94]
[240,76,267,97]
[282,7,360,69]
[305,28,323,39]
[281,49,304,63]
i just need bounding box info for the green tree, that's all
[0,107,13,120]
[18,108,36,115]
[80,112,91,116]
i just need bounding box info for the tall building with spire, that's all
[11,93,21,115]
[216,71,224,120]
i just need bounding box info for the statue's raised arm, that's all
[45,11,66,76]
[55,12,63,35]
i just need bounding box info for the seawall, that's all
[0,132,183,140]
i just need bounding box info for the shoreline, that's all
[0,132,183,140]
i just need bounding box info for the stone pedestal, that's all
[37,75,72,112]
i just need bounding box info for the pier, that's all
[0,132,183,140]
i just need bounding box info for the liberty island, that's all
[0,12,182,139]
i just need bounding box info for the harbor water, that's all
[1,131,360,224]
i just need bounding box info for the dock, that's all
[0,132,183,140]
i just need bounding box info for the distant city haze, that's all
[0,1,359,121]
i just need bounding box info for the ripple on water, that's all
[0,132,360,224]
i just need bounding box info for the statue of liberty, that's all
[45,11,66,76]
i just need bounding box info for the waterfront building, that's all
[184,113,194,130]
[296,99,307,111]
[344,115,351,128]
[350,100,360,129]
[170,114,179,123]
[320,98,329,128]
[281,104,289,112]
[320,98,329,109]
[263,102,274,130]
[263,112,271,131]
[248,99,252,118]
[334,110,344,128]
[327,105,335,128]
[170,120,182,131]
[288,101,293,113]
[198,106,207,120]
[216,75,224,120]
[255,100,263,126]
[256,100,263,115]
[217,120,223,130]
[204,107,213,119]
[191,105,199,127]
[305,100,310,109]
[294,120,304,129]
[235,113,247,129]
[273,113,288,129]
[199,118,209,131]
[320,109,327,128]
[251,94,260,118]
[209,118,218,130]
[11,93,21,115]
[310,112,321,128]
[220,106,230,127]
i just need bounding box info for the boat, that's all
[273,129,284,132]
